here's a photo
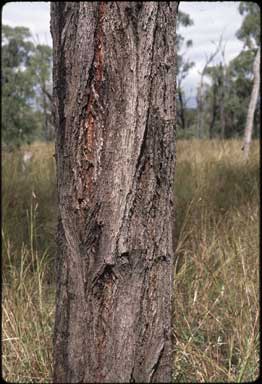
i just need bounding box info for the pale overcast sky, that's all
[2,1,245,106]
[2,2,51,45]
[179,2,244,106]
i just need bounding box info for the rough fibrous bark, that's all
[51,2,177,382]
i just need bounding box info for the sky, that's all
[2,2,245,107]
[2,2,51,45]
[179,1,244,106]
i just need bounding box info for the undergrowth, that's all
[2,139,259,382]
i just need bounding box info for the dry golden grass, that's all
[173,139,259,382]
[2,142,56,382]
[2,240,55,382]
[2,139,259,382]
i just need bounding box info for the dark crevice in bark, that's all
[85,2,105,103]
[149,343,165,382]
[135,5,159,179]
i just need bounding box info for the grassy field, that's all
[2,139,260,382]
[2,142,57,382]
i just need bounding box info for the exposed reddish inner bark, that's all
[95,2,105,84]
[85,1,105,196]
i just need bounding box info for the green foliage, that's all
[177,10,195,80]
[1,25,53,147]
[200,46,260,139]
[225,50,258,137]
[177,10,194,52]
[236,2,260,48]
[30,44,54,141]
[228,49,255,80]
[2,26,37,146]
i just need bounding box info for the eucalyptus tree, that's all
[30,44,54,141]
[236,1,260,157]
[2,25,53,146]
[196,37,222,138]
[2,25,36,146]
[51,2,178,382]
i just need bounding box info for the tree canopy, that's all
[236,2,260,49]
[2,25,53,147]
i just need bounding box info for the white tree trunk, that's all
[243,47,260,160]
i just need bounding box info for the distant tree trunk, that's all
[197,37,222,139]
[219,89,225,139]
[51,2,177,383]
[209,83,218,139]
[219,63,226,139]
[178,86,186,130]
[196,77,204,138]
[242,47,260,159]
[42,81,49,141]
[41,86,55,140]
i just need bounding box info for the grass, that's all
[2,139,259,382]
[173,139,259,382]
[2,142,57,383]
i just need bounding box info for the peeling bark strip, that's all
[51,2,177,383]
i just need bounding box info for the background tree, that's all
[226,49,259,138]
[30,43,54,141]
[198,5,260,142]
[204,42,227,140]
[51,2,177,383]
[1,25,53,147]
[242,47,260,159]
[236,1,260,157]
[175,2,260,141]
[2,25,37,146]
[196,37,222,138]
[204,65,222,139]
[176,10,194,133]
[236,2,260,49]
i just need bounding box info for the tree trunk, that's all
[51,2,177,383]
[242,47,260,159]
[197,39,222,139]
[178,86,186,130]
[42,81,49,141]
[196,78,204,138]
[209,83,217,139]
[219,64,226,139]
